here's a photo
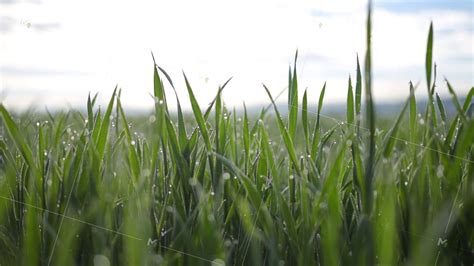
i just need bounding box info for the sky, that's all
[0,0,473,111]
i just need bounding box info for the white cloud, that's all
[1,0,472,111]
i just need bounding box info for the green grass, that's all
[1,3,473,265]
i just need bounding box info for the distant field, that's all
[0,4,473,266]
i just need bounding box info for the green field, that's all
[1,4,473,266]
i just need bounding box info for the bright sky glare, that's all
[0,0,473,111]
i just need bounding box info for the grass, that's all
[1,3,473,265]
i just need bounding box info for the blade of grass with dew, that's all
[363,0,375,216]
[446,79,468,123]
[243,103,250,174]
[347,75,355,127]
[117,97,140,182]
[360,2,375,265]
[183,73,212,153]
[0,105,38,174]
[310,82,326,159]
[302,89,309,153]
[288,50,298,142]
[355,55,362,129]
[263,85,301,177]
[95,87,117,163]
[435,93,447,126]
[382,98,409,158]
[426,22,433,94]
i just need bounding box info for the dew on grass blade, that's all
[93,255,110,266]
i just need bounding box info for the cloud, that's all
[0,16,60,33]
[1,0,472,111]
[0,65,88,76]
[0,16,14,33]
[0,0,40,5]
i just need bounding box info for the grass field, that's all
[1,3,473,266]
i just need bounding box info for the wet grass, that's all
[0,3,473,265]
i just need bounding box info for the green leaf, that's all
[0,105,37,174]
[96,87,117,161]
[383,98,409,158]
[302,89,309,152]
[409,81,417,143]
[183,72,212,152]
[263,84,301,176]
[288,50,299,141]
[425,22,434,92]
[311,82,326,159]
[435,93,447,124]
[347,76,355,126]
[355,55,362,119]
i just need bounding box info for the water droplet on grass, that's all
[148,115,156,123]
[211,258,225,266]
[93,254,110,266]
[223,172,230,180]
[189,178,197,186]
[436,165,444,178]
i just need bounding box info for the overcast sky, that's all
[0,0,473,111]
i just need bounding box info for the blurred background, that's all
[0,0,472,111]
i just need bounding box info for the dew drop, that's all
[436,165,444,178]
[148,115,156,123]
[223,172,230,180]
[211,258,225,266]
[93,254,110,266]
